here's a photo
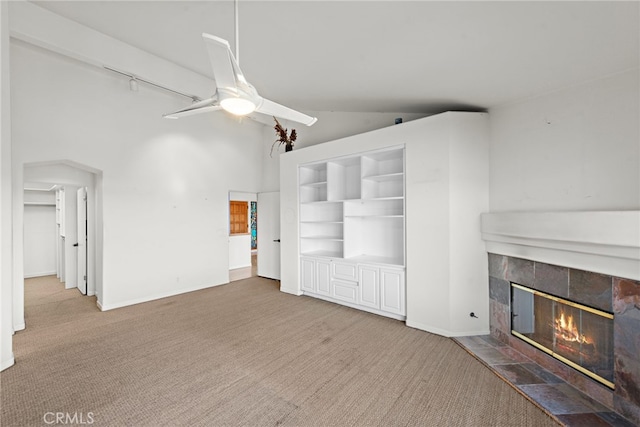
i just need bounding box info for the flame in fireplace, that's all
[554,311,592,345]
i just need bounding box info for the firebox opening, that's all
[510,282,614,389]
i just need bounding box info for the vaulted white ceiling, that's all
[30,1,639,114]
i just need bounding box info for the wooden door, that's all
[229,201,248,234]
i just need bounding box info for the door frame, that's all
[76,186,88,295]
[227,191,258,282]
[15,160,103,333]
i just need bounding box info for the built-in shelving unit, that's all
[299,147,405,266]
[299,146,406,319]
[282,112,492,336]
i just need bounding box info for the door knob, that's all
[273,239,281,242]
[73,243,79,247]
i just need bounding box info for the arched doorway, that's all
[15,160,103,332]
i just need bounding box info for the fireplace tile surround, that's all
[487,254,640,425]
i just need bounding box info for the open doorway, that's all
[227,191,281,283]
[23,181,89,294]
[16,161,103,334]
[228,191,257,282]
[23,183,86,291]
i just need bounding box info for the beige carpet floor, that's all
[1,275,559,426]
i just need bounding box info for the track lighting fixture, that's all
[129,78,139,92]
[103,66,201,101]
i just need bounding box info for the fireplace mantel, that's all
[481,211,640,281]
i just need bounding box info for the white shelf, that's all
[299,163,327,186]
[345,215,404,218]
[301,250,343,258]
[24,201,56,206]
[362,196,404,201]
[300,181,327,188]
[362,172,404,182]
[345,254,404,267]
[301,200,341,205]
[328,197,361,202]
[301,236,344,241]
[299,146,405,269]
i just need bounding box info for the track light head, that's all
[129,78,139,92]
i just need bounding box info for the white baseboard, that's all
[13,322,25,332]
[1,355,15,372]
[405,319,489,338]
[302,291,406,321]
[279,286,302,296]
[229,263,251,270]
[98,281,226,311]
[446,329,491,337]
[24,271,57,279]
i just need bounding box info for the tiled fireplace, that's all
[510,281,614,390]
[481,211,640,425]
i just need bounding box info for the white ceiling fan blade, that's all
[256,98,318,126]
[163,97,221,119]
[202,33,241,91]
[245,111,280,126]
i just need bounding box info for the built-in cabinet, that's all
[281,112,491,336]
[299,146,406,319]
[300,256,405,318]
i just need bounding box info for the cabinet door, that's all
[332,279,358,304]
[316,259,331,296]
[380,268,405,315]
[301,258,316,293]
[358,265,379,309]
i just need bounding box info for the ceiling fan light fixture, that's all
[220,97,256,116]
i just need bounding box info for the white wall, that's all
[11,40,264,311]
[23,204,57,278]
[229,235,252,269]
[0,0,15,371]
[489,69,639,212]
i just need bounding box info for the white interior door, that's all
[76,187,87,295]
[257,192,280,280]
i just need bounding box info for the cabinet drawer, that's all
[332,279,358,304]
[332,262,358,281]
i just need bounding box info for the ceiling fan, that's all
[163,33,317,126]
